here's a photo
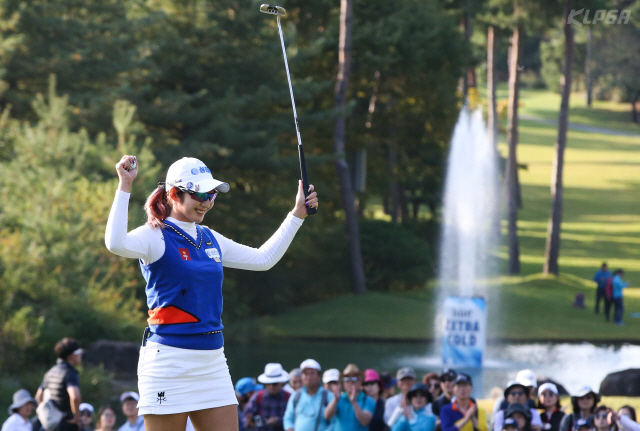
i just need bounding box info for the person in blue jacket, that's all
[593,263,611,315]
[391,383,436,431]
[612,269,630,325]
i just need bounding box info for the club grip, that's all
[298,145,317,216]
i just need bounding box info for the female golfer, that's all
[105,155,318,431]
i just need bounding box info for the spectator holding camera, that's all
[245,364,291,431]
[324,364,375,431]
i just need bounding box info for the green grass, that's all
[482,84,640,135]
[233,88,640,342]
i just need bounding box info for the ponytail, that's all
[145,184,186,228]
[145,186,170,229]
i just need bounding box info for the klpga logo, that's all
[568,9,631,27]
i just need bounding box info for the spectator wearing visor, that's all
[505,405,532,431]
[362,370,386,431]
[324,364,375,431]
[440,374,487,431]
[283,359,333,431]
[385,368,418,426]
[559,387,600,431]
[36,338,83,431]
[390,383,436,431]
[493,381,542,431]
[245,364,291,431]
[537,383,564,431]
[117,392,144,431]
[422,374,443,404]
[2,389,36,431]
[432,369,457,418]
[236,378,264,431]
[79,403,95,431]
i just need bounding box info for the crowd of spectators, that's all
[4,341,640,431]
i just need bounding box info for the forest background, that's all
[1,0,639,382]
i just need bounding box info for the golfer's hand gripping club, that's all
[260,4,317,216]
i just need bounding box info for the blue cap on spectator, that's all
[454,373,472,385]
[235,377,263,396]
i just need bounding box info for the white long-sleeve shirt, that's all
[105,190,304,268]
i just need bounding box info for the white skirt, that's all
[137,341,238,415]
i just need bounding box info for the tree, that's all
[334,0,367,294]
[543,0,575,275]
[591,2,640,122]
[505,19,522,274]
[0,76,156,371]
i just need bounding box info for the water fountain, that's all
[438,106,500,367]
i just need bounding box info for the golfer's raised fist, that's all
[116,155,137,191]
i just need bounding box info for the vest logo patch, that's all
[205,248,221,262]
[178,248,191,260]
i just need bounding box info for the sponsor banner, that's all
[442,296,487,368]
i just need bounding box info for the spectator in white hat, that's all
[559,387,600,431]
[537,383,564,431]
[2,389,36,431]
[245,363,291,431]
[117,392,144,431]
[283,359,334,431]
[323,370,341,395]
[516,370,537,405]
[79,403,95,431]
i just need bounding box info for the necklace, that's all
[163,222,203,250]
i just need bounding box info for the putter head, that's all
[260,4,286,16]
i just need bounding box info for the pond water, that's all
[224,340,640,398]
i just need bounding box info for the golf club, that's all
[260,4,317,216]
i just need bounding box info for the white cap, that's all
[538,383,559,396]
[120,391,140,403]
[300,359,321,372]
[79,403,94,414]
[323,368,340,384]
[165,157,230,194]
[516,369,537,388]
[258,363,290,384]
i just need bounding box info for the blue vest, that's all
[140,220,225,350]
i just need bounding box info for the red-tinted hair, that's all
[145,187,183,228]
